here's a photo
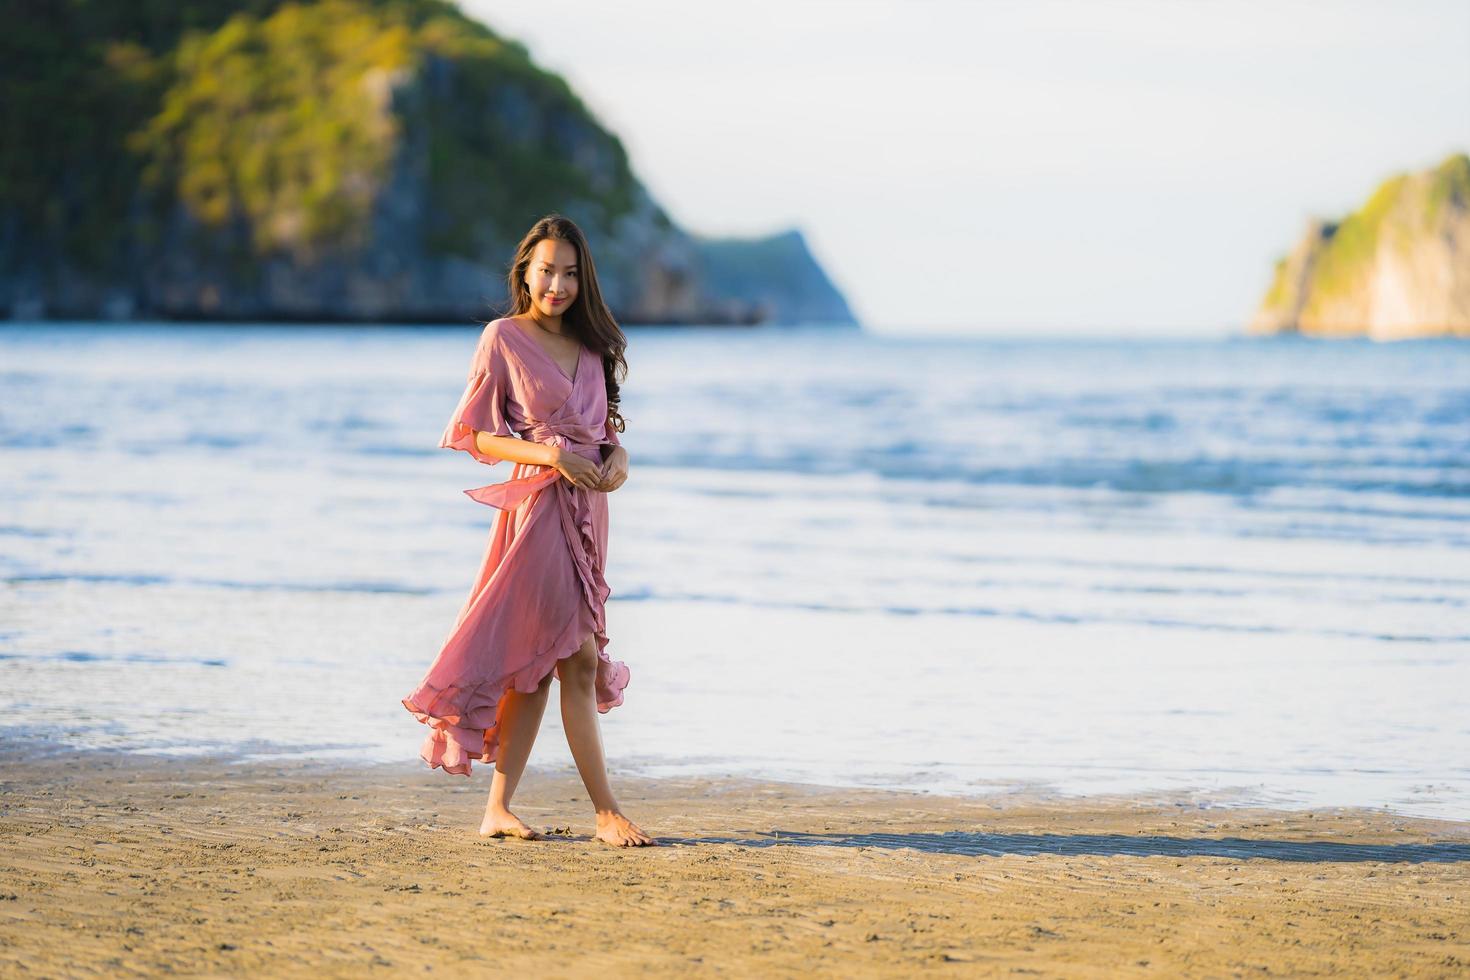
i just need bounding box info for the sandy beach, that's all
[1,748,1467,977]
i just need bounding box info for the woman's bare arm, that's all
[474,430,609,489]
[474,430,556,467]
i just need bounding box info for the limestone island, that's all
[1,0,856,327]
[1249,152,1469,340]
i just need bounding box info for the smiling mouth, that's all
[547,297,565,304]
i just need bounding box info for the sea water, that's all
[1,323,1466,820]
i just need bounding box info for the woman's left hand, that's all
[597,446,629,492]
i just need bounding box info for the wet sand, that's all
[1,748,1467,977]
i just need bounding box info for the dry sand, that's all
[1,748,1467,978]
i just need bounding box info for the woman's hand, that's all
[597,446,629,493]
[551,447,606,490]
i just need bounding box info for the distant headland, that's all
[1249,152,1469,340]
[0,0,856,327]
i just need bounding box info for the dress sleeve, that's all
[439,326,517,466]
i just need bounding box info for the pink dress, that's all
[401,317,630,776]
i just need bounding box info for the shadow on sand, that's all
[655,829,1470,864]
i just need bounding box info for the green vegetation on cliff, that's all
[1299,173,1408,313]
[1251,151,1470,340]
[2,0,851,324]
[129,2,414,257]
[2,0,641,274]
[1424,152,1470,227]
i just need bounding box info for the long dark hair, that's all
[499,214,628,434]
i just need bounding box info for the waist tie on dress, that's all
[461,423,611,629]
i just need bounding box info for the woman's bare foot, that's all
[594,810,655,847]
[479,806,543,840]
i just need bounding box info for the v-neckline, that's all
[505,317,582,385]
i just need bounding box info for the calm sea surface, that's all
[1,323,1467,819]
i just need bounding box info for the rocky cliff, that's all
[1249,152,1470,340]
[691,230,857,327]
[0,0,855,326]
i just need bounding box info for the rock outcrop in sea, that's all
[1249,152,1469,340]
[0,0,856,327]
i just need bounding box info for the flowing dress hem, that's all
[401,600,630,777]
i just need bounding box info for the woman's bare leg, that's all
[558,634,655,846]
[481,672,553,839]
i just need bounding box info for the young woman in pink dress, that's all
[401,215,654,847]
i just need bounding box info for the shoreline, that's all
[147,756,1470,827]
[2,747,1467,976]
[9,731,1464,824]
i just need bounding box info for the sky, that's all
[466,0,1470,336]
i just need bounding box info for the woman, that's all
[401,214,654,847]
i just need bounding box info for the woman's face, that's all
[525,238,579,319]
